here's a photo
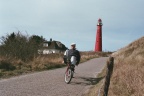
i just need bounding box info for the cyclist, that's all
[63,43,81,71]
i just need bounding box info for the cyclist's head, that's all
[71,43,76,49]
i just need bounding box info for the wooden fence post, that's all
[102,56,114,96]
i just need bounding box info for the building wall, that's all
[39,49,64,54]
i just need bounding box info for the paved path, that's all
[0,57,108,96]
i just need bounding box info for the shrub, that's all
[0,60,16,71]
[0,32,45,61]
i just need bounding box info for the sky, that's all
[0,0,144,51]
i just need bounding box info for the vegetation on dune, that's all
[109,36,144,96]
[0,32,45,77]
[86,36,144,96]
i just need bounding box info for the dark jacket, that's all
[63,49,81,64]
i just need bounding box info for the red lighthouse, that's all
[95,18,103,52]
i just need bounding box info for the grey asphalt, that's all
[0,57,108,96]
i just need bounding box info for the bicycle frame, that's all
[64,63,74,84]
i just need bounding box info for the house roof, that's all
[43,40,67,50]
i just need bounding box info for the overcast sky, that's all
[0,0,144,51]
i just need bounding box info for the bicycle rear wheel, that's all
[64,68,73,84]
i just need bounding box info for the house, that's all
[38,39,67,54]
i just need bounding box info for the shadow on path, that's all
[70,76,104,86]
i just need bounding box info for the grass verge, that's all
[84,65,107,96]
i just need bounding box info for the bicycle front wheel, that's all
[64,68,73,84]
